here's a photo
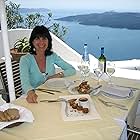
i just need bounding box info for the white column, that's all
[0,0,16,101]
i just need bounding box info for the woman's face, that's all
[33,36,48,53]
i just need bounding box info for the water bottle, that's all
[82,43,89,63]
[98,47,106,73]
[80,43,90,81]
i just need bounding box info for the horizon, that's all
[9,0,140,12]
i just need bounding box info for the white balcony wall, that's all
[0,28,81,63]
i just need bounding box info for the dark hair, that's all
[29,25,53,56]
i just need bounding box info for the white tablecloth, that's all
[0,71,140,140]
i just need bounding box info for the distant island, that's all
[56,11,140,30]
[19,8,50,13]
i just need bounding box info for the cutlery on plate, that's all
[93,85,102,90]
[98,98,128,110]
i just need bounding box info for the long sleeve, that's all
[52,53,76,76]
[19,55,34,94]
[19,54,46,94]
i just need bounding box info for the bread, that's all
[6,108,20,120]
[3,110,12,121]
[0,111,7,121]
[0,108,20,122]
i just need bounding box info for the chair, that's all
[127,126,140,140]
[0,60,22,102]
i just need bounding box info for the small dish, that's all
[78,97,89,108]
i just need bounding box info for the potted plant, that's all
[10,37,31,62]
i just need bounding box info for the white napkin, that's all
[60,94,101,121]
[101,85,132,98]
[0,103,34,130]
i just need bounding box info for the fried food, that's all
[68,98,77,106]
[77,81,90,94]
[76,105,83,111]
[82,108,89,113]
[72,103,78,109]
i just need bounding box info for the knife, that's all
[36,88,61,93]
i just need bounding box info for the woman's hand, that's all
[26,90,38,103]
[48,72,64,80]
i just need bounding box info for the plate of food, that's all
[68,81,100,95]
[60,94,101,121]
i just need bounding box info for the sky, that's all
[9,0,140,12]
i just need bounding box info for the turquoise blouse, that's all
[19,53,76,94]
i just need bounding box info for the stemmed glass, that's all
[77,57,90,82]
[93,68,103,85]
[106,63,115,85]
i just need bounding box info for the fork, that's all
[98,98,128,110]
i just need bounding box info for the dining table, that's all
[0,71,140,140]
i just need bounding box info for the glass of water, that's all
[106,63,115,85]
[77,59,90,82]
[93,68,103,85]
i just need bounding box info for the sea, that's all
[21,9,140,61]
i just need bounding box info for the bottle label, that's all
[98,61,105,72]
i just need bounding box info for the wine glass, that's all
[106,63,115,85]
[93,68,103,85]
[77,58,90,82]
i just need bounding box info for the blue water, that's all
[55,20,140,61]
[21,9,140,61]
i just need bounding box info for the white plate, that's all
[44,78,67,89]
[68,85,100,95]
[101,85,134,99]
[60,94,101,121]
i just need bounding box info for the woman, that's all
[20,25,76,103]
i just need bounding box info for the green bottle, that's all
[98,47,106,73]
